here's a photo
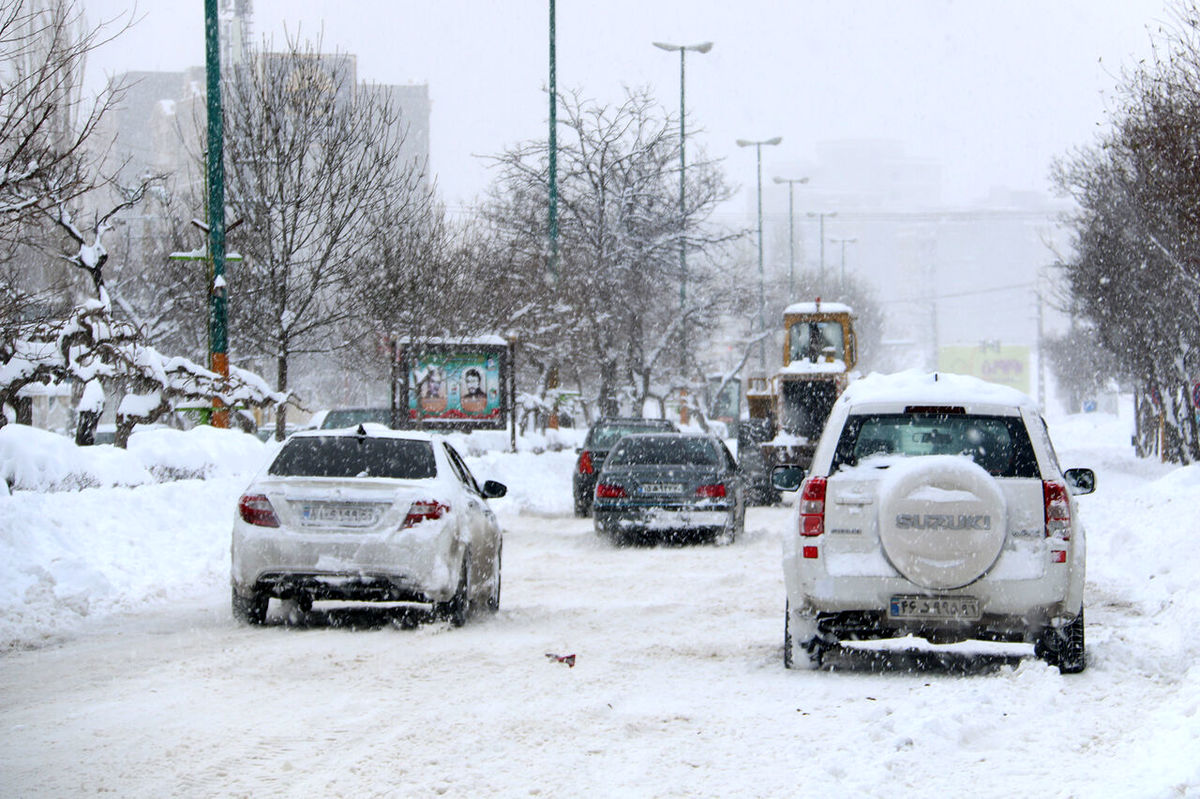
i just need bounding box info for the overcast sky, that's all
[84,1,1172,212]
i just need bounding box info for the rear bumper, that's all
[593,503,734,535]
[231,519,460,602]
[782,536,1079,632]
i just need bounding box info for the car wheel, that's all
[487,543,502,613]
[231,586,268,625]
[784,602,828,670]
[1035,608,1086,673]
[435,551,471,627]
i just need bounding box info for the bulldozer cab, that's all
[783,303,856,370]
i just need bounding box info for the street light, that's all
[830,235,859,287]
[806,210,838,288]
[828,236,857,289]
[772,175,809,303]
[737,136,782,369]
[653,40,713,369]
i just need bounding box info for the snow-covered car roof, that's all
[287,425,440,443]
[837,370,1037,413]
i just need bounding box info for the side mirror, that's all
[1063,468,1095,496]
[772,465,806,492]
[482,480,508,499]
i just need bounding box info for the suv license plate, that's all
[889,595,980,621]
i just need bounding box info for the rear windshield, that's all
[608,436,718,467]
[321,409,393,429]
[832,414,1040,478]
[588,421,674,449]
[269,436,437,479]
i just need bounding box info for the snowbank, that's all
[0,423,582,647]
[0,423,272,491]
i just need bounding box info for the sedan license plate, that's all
[889,595,980,621]
[641,483,683,495]
[300,503,381,527]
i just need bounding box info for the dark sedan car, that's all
[592,432,745,545]
[573,417,676,516]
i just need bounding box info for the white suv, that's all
[774,371,1094,673]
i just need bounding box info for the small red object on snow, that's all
[545,653,576,667]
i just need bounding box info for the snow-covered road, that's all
[2,411,1198,797]
[2,510,1196,796]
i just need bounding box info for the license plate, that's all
[889,595,980,621]
[641,483,683,495]
[300,503,382,527]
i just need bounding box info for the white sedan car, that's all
[775,371,1094,672]
[231,426,505,626]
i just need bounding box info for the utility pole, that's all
[548,0,558,285]
[736,136,782,370]
[547,0,559,427]
[204,0,228,427]
[773,176,809,303]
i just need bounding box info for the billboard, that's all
[401,342,509,430]
[938,345,1030,394]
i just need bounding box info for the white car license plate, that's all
[300,503,381,527]
[889,595,980,621]
[641,483,683,495]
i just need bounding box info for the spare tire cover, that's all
[876,455,1007,590]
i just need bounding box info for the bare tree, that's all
[1053,0,1200,462]
[483,87,738,418]
[222,38,429,437]
[0,0,128,243]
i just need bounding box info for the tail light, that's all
[403,500,449,528]
[595,483,627,499]
[577,450,594,475]
[1043,480,1071,539]
[238,493,280,528]
[696,483,727,498]
[799,476,827,538]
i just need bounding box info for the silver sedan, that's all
[230,426,505,626]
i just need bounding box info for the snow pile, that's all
[126,425,270,481]
[0,423,578,647]
[0,424,153,491]
[0,423,271,491]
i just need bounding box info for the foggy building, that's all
[763,139,1071,400]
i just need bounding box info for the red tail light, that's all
[403,500,449,528]
[595,483,627,499]
[577,450,594,475]
[1043,480,1071,539]
[696,483,727,498]
[799,476,827,537]
[238,493,280,528]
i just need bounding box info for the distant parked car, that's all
[774,371,1093,672]
[320,407,395,429]
[254,423,297,442]
[573,417,677,516]
[230,427,506,626]
[592,432,745,545]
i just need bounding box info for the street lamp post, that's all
[653,40,712,370]
[829,236,857,289]
[806,211,837,289]
[737,136,782,369]
[772,175,809,303]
